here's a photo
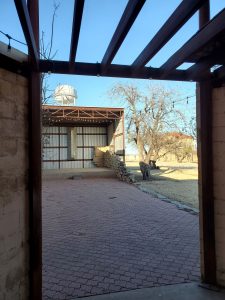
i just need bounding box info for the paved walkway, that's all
[42,178,200,300]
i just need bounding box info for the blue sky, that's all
[1,1,225,152]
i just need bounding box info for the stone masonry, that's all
[0,68,29,300]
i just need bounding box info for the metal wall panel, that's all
[60,148,68,160]
[60,135,68,146]
[43,148,59,160]
[43,125,108,169]
[60,161,83,168]
[76,148,83,159]
[43,161,58,169]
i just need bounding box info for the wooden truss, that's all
[42,105,124,125]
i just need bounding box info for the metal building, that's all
[42,105,125,169]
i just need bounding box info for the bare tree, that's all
[41,2,60,158]
[110,83,188,163]
[40,1,60,105]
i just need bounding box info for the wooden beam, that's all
[0,53,28,76]
[161,8,225,78]
[14,0,39,68]
[27,0,42,299]
[69,0,85,64]
[186,48,225,81]
[101,0,146,71]
[39,60,192,81]
[132,0,207,68]
[198,0,217,285]
[212,65,225,87]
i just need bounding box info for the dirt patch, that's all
[127,162,198,210]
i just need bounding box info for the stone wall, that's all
[104,150,135,183]
[212,87,225,286]
[0,68,29,299]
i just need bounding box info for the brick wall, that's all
[0,68,29,299]
[212,87,225,286]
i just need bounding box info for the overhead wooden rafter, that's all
[213,65,225,86]
[69,0,85,65]
[132,0,207,69]
[186,47,225,80]
[101,0,146,72]
[39,60,189,81]
[0,0,222,84]
[160,8,225,78]
[14,0,39,68]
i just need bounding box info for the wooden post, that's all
[27,0,42,299]
[198,0,217,285]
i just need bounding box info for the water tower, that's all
[54,85,77,106]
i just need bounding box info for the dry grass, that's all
[126,161,199,209]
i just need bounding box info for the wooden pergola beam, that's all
[0,53,28,76]
[132,0,207,68]
[161,8,225,78]
[14,0,39,68]
[69,0,85,64]
[39,60,192,81]
[212,65,225,86]
[186,48,225,81]
[101,0,146,71]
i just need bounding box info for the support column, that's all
[28,0,42,299]
[198,0,217,285]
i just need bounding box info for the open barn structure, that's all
[42,105,125,169]
[1,1,225,299]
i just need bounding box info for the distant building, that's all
[42,105,125,169]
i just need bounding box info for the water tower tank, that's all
[54,85,77,106]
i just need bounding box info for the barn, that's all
[42,105,125,169]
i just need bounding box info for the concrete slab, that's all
[42,167,116,180]
[82,283,225,300]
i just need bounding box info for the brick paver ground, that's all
[42,178,200,300]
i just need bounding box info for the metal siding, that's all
[60,148,68,160]
[76,148,83,159]
[42,125,108,169]
[84,161,95,168]
[60,135,68,146]
[43,148,59,160]
[77,127,82,133]
[60,127,67,133]
[84,148,93,159]
[77,135,83,146]
[43,161,58,169]
[60,161,83,168]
